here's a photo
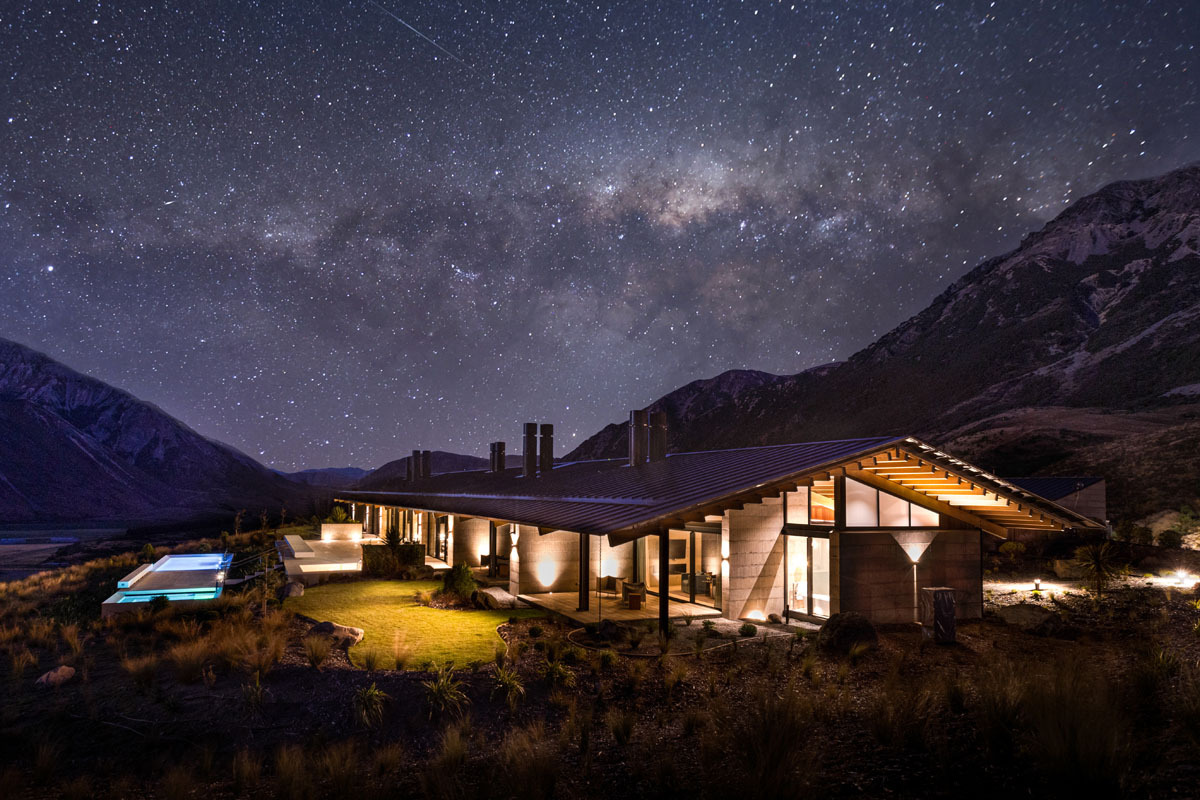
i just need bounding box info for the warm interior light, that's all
[601,556,619,577]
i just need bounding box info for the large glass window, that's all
[640,530,721,610]
[844,478,943,528]
[786,534,830,619]
[810,480,836,525]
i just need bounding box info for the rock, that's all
[767,613,784,625]
[280,581,304,598]
[1138,556,1165,574]
[994,602,1054,630]
[470,589,500,610]
[478,586,519,609]
[308,621,364,647]
[1052,559,1084,579]
[598,618,631,642]
[816,612,878,655]
[35,665,75,688]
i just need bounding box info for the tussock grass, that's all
[159,765,197,800]
[167,639,210,683]
[303,635,332,670]
[231,748,261,793]
[420,724,469,800]
[605,707,635,746]
[121,653,158,689]
[9,646,37,680]
[274,743,315,800]
[498,722,558,800]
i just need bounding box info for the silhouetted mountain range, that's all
[0,338,314,524]
[567,164,1200,520]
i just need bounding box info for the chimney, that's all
[409,449,421,481]
[420,450,432,480]
[522,423,538,478]
[489,441,507,472]
[628,409,648,466]
[539,423,554,474]
[648,411,668,462]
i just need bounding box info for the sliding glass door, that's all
[786,534,830,619]
[640,530,721,610]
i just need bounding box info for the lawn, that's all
[285,579,542,667]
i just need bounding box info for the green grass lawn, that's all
[286,579,542,667]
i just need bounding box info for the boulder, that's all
[280,581,305,599]
[35,665,75,689]
[308,621,364,647]
[994,603,1054,630]
[598,618,630,642]
[478,586,521,609]
[767,613,784,625]
[471,589,500,610]
[816,612,878,655]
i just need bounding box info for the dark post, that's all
[522,423,538,478]
[577,532,590,612]
[833,474,846,529]
[488,521,498,576]
[658,527,669,636]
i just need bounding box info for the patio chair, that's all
[621,581,646,608]
[598,575,624,598]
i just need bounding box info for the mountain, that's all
[0,337,314,524]
[565,163,1200,519]
[284,467,369,489]
[355,451,522,491]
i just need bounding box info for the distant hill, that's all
[355,451,523,491]
[566,164,1200,520]
[0,337,314,524]
[283,467,369,489]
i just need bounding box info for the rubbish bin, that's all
[919,587,956,643]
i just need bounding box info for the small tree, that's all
[279,506,288,528]
[234,509,246,536]
[1158,529,1185,549]
[1074,542,1121,599]
[385,519,402,550]
[328,505,349,524]
[259,509,269,532]
[140,543,157,563]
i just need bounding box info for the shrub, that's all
[739,623,758,638]
[413,590,434,606]
[441,563,477,601]
[1130,525,1154,546]
[1073,542,1121,598]
[121,653,158,689]
[148,595,171,615]
[393,633,415,670]
[274,743,314,800]
[543,658,576,688]
[159,765,197,800]
[492,665,526,711]
[360,649,385,671]
[231,749,261,792]
[701,619,716,635]
[1158,529,1185,549]
[327,506,349,523]
[606,707,636,746]
[816,612,877,655]
[728,687,815,797]
[664,662,688,694]
[354,682,390,728]
[498,723,558,800]
[999,541,1026,562]
[303,635,332,671]
[422,663,469,719]
[168,639,210,683]
[528,625,544,639]
[975,660,1027,757]
[421,724,469,799]
[598,649,619,670]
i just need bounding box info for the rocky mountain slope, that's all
[0,337,313,524]
[566,164,1200,519]
[283,467,369,489]
[355,452,522,491]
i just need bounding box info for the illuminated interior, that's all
[786,535,830,618]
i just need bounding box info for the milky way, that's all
[1,1,1197,470]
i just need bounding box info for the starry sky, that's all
[2,1,1198,471]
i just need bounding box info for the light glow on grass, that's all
[285,579,542,667]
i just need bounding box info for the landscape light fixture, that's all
[1034,578,1041,591]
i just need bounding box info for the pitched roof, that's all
[339,436,902,537]
[1004,476,1104,501]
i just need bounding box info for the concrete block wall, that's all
[836,530,982,624]
[453,517,491,568]
[724,499,785,621]
[588,536,635,591]
[514,527,579,594]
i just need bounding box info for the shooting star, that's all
[162,200,176,206]
[368,0,469,67]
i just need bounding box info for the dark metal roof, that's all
[1004,476,1104,501]
[339,436,903,537]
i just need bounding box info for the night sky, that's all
[2,1,1197,471]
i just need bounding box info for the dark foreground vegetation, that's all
[3,535,1200,799]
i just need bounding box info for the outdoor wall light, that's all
[536,560,557,587]
[745,610,766,622]
[1034,578,1042,591]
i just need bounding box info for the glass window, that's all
[846,478,878,526]
[786,535,831,619]
[812,538,831,617]
[879,491,911,527]
[785,488,810,524]
[911,503,940,527]
[810,480,835,525]
[787,536,808,614]
[695,531,721,609]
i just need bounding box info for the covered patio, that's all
[519,590,721,626]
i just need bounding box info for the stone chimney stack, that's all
[628,409,649,466]
[420,450,432,480]
[522,423,538,478]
